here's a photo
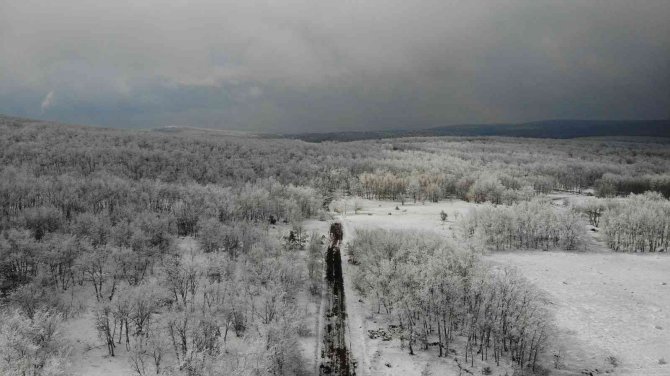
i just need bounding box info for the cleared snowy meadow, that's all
[488,251,670,375]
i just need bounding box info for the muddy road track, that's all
[319,223,354,375]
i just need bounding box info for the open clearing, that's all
[488,251,670,375]
[316,198,670,375]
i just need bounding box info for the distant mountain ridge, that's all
[2,115,668,142]
[286,119,670,142]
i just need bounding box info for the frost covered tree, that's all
[350,229,552,371]
[462,199,583,250]
[0,309,69,376]
[307,232,324,295]
[601,192,670,252]
[573,197,607,227]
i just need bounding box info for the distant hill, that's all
[286,119,670,142]
[0,115,270,139]
[3,115,668,142]
[151,125,266,138]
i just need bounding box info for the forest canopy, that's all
[0,116,669,375]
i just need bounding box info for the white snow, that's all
[487,251,670,375]
[307,199,516,376]
[319,197,670,375]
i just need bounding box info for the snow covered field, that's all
[488,251,670,375]
[317,198,670,376]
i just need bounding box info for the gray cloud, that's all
[1,0,668,132]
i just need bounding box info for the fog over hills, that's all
[288,119,670,142]
[5,114,667,142]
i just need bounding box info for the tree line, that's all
[462,199,583,251]
[350,230,552,374]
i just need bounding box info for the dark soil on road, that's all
[319,223,353,375]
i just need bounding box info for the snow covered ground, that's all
[63,309,131,376]
[487,251,670,375]
[307,199,516,376]
[63,231,324,376]
[62,197,670,376]
[315,197,670,376]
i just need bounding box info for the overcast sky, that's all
[1,0,668,132]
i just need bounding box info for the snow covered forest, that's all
[350,230,551,370]
[1,116,669,375]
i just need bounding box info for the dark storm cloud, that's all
[1,0,668,132]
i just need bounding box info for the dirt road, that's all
[319,224,354,375]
